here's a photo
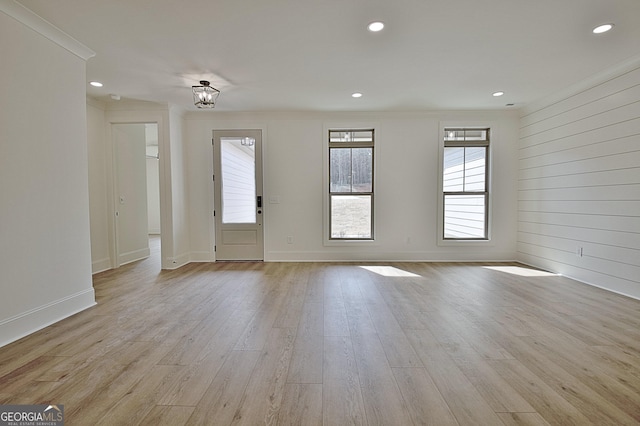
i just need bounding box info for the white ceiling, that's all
[16,0,640,112]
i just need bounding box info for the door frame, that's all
[212,129,265,261]
[105,110,169,269]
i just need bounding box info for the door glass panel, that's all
[220,138,256,224]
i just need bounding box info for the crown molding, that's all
[0,0,95,60]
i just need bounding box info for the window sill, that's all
[324,239,378,247]
[437,238,494,247]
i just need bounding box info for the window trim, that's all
[437,123,493,245]
[323,123,378,246]
[328,129,374,241]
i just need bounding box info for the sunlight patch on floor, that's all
[359,265,420,277]
[483,265,558,277]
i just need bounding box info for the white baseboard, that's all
[517,259,640,302]
[92,257,112,274]
[163,252,190,269]
[0,288,96,348]
[266,250,517,262]
[119,247,151,266]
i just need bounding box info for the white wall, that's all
[517,57,640,299]
[167,106,191,266]
[185,111,520,262]
[0,5,96,346]
[87,99,111,273]
[146,123,161,234]
[146,157,161,234]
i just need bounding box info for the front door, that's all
[213,130,264,260]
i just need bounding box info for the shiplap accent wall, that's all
[517,60,640,299]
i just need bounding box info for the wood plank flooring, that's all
[2,245,640,425]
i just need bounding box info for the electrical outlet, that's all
[287,236,293,244]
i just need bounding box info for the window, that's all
[329,130,374,239]
[442,128,489,240]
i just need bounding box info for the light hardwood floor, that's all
[2,244,640,425]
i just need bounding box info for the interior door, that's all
[213,130,263,260]
[113,123,150,266]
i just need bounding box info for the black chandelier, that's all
[192,80,220,108]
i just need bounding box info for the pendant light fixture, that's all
[192,80,220,108]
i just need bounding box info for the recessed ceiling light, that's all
[352,92,363,98]
[368,22,384,32]
[492,91,504,97]
[89,81,103,87]
[593,23,614,34]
